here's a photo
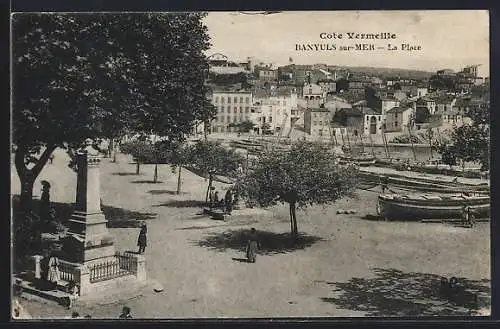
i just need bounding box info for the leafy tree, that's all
[235,141,359,238]
[190,140,244,203]
[434,106,490,170]
[12,13,213,218]
[159,141,194,194]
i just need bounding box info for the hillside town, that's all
[199,53,489,145]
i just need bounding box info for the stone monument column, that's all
[62,144,116,265]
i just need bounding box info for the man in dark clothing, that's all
[209,187,216,209]
[246,228,259,263]
[214,191,220,209]
[224,189,233,215]
[137,223,147,254]
[380,175,388,194]
[40,181,51,226]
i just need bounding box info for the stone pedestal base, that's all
[63,211,116,264]
[28,253,147,297]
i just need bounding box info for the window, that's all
[228,97,231,103]
[234,97,238,103]
[245,107,249,113]
[240,107,243,113]
[215,96,219,103]
[220,117,224,123]
[269,117,273,123]
[245,97,250,104]
[234,107,237,113]
[220,96,225,103]
[227,116,230,123]
[309,89,312,94]
[220,106,224,113]
[240,97,243,103]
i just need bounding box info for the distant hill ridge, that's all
[336,66,434,80]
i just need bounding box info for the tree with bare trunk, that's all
[190,140,244,204]
[235,140,359,238]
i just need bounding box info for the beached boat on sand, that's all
[339,154,376,166]
[358,171,490,194]
[376,193,490,221]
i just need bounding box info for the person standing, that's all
[246,228,259,263]
[209,186,216,209]
[40,181,51,226]
[137,223,147,254]
[224,188,233,215]
[119,306,133,319]
[46,252,60,289]
[380,175,388,194]
[214,191,220,209]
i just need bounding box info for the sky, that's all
[203,10,490,77]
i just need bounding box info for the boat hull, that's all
[359,171,489,194]
[377,194,491,221]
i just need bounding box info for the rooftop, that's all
[386,106,413,114]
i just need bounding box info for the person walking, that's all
[246,228,259,263]
[137,223,147,254]
[119,306,133,319]
[224,188,233,215]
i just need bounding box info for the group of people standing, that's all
[208,186,236,215]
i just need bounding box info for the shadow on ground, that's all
[111,172,142,176]
[12,195,74,223]
[102,205,157,228]
[320,268,490,316]
[147,190,185,195]
[194,229,323,255]
[131,180,164,184]
[154,200,207,208]
[361,214,383,221]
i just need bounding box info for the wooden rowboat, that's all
[339,154,376,167]
[376,193,490,221]
[358,171,489,194]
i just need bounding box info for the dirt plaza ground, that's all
[11,149,491,318]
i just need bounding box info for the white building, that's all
[302,83,323,108]
[251,92,299,135]
[210,91,253,133]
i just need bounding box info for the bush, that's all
[389,134,422,144]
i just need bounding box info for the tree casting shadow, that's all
[101,204,157,228]
[320,267,490,316]
[154,200,207,208]
[194,229,323,255]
